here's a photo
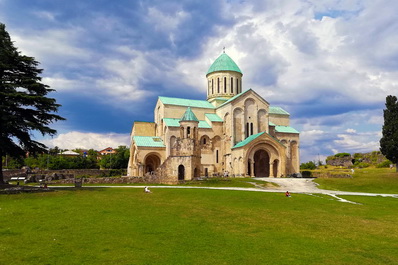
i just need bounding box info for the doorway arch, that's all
[144,153,161,174]
[178,165,185,180]
[254,149,270,177]
[194,167,200,179]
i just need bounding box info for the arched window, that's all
[231,77,233,93]
[246,123,249,138]
[236,78,239,93]
[217,78,220,93]
[187,126,191,138]
[216,150,219,163]
[203,138,206,145]
[250,123,253,135]
[224,77,227,93]
[212,79,214,94]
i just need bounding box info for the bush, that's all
[301,171,313,178]
[300,161,316,170]
[376,160,392,168]
[334,153,351,158]
[356,162,370,168]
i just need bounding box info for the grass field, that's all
[314,167,398,193]
[1,187,398,265]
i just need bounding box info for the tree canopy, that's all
[0,23,65,183]
[380,95,398,172]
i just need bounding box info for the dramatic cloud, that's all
[41,131,130,150]
[1,0,396,162]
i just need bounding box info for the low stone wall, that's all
[2,169,116,182]
[55,176,146,184]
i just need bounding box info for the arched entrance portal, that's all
[254,150,270,177]
[144,154,161,174]
[178,165,185,180]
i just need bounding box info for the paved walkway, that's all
[51,178,398,202]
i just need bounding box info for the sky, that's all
[1,0,397,163]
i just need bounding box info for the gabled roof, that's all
[133,136,165,148]
[207,53,242,75]
[275,125,299,134]
[163,118,212,129]
[205,113,223,122]
[232,132,265,149]
[181,107,199,122]
[269,106,290,115]
[232,131,287,149]
[159,96,215,109]
[217,89,269,109]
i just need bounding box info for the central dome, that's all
[207,53,242,76]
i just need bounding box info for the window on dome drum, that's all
[236,78,239,93]
[187,126,191,138]
[224,77,227,93]
[231,77,233,93]
[250,123,254,135]
[218,78,220,93]
[216,150,219,163]
[212,79,214,94]
[246,123,249,138]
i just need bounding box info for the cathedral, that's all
[127,52,300,181]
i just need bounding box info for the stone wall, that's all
[2,169,117,182]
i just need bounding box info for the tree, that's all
[0,23,65,183]
[380,95,398,172]
[99,146,129,169]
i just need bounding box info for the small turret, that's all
[179,107,199,140]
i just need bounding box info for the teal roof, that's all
[275,126,299,134]
[181,107,199,122]
[163,118,211,129]
[207,53,242,75]
[133,136,165,148]
[198,121,212,129]
[218,89,249,108]
[269,121,276,126]
[232,132,265,149]
[159,96,215,109]
[205,113,223,122]
[269,106,290,115]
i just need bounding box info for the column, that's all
[269,162,274,178]
[250,160,255,177]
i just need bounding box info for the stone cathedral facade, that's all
[127,52,300,181]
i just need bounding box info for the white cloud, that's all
[32,11,57,21]
[12,27,90,65]
[334,132,380,153]
[345,128,356,133]
[41,131,130,150]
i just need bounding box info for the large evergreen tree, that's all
[380,95,398,172]
[0,23,65,183]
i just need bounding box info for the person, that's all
[144,186,152,193]
[285,191,291,197]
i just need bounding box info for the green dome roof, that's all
[207,53,242,75]
[180,107,199,122]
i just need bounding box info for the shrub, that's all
[376,160,392,168]
[300,161,316,170]
[334,153,351,158]
[356,162,370,168]
[301,171,313,178]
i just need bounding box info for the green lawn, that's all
[1,188,398,264]
[314,167,398,193]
